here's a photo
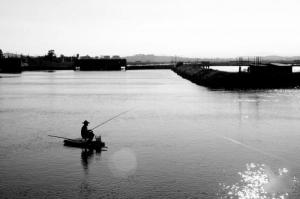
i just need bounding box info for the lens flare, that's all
[108,148,137,178]
[218,163,298,199]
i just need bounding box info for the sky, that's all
[0,0,300,58]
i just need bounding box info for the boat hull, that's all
[64,138,105,149]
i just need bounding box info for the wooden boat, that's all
[64,138,105,149]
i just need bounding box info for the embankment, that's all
[173,64,300,89]
[126,64,173,70]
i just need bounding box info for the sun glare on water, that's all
[108,148,137,178]
[219,163,298,199]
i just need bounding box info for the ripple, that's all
[218,163,299,199]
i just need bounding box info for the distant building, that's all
[75,58,127,71]
[0,58,22,73]
[80,55,92,59]
[102,55,110,59]
[112,55,120,59]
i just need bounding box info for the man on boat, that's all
[81,120,94,142]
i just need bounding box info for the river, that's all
[0,70,300,198]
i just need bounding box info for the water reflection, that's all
[236,91,265,121]
[219,163,298,199]
[81,148,105,172]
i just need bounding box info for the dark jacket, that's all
[81,125,88,139]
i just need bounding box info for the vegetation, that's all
[0,49,3,59]
[23,50,76,70]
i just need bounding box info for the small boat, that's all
[64,137,105,149]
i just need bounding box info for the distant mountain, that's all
[124,54,300,63]
[2,51,300,63]
[124,54,233,63]
[124,54,180,63]
[263,56,300,61]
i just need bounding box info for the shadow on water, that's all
[81,148,99,170]
[81,148,107,172]
[81,148,95,171]
[63,144,107,173]
[0,75,20,78]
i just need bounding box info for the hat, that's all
[83,120,89,124]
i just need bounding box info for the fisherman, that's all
[81,120,94,142]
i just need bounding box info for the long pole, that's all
[91,109,132,131]
[48,135,74,140]
[48,109,132,140]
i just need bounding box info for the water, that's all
[211,66,300,73]
[1,70,300,198]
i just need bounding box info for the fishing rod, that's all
[91,108,132,131]
[48,135,74,140]
[48,109,132,140]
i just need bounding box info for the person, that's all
[81,120,94,142]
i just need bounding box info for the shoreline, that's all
[173,64,300,89]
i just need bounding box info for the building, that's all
[79,55,92,59]
[112,55,121,59]
[102,55,110,59]
[0,58,22,73]
[75,58,127,71]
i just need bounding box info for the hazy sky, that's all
[0,0,300,57]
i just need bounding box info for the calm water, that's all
[1,70,300,198]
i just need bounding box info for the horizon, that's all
[2,51,300,60]
[1,0,300,57]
